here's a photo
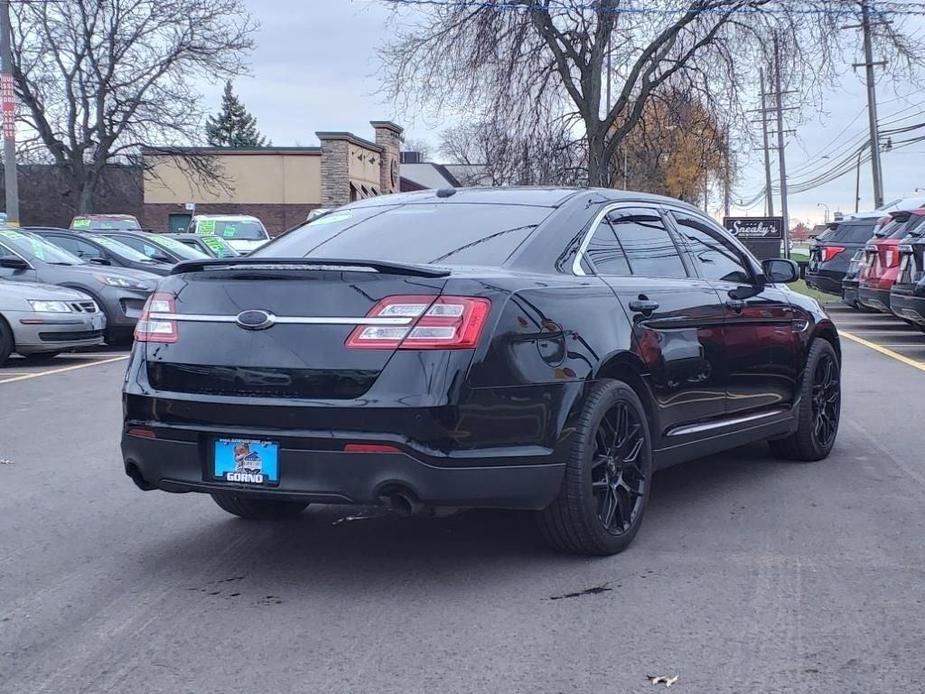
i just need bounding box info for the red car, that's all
[858,210,925,312]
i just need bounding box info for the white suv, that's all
[187,215,270,254]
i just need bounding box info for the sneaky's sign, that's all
[723,216,784,240]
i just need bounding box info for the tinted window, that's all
[672,213,752,283]
[584,221,631,275]
[151,235,209,259]
[0,229,84,264]
[606,209,686,278]
[256,204,552,266]
[90,235,153,262]
[888,221,913,239]
[827,220,878,243]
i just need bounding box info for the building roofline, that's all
[141,146,321,155]
[369,120,404,135]
[314,132,384,152]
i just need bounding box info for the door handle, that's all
[725,299,745,313]
[628,298,659,315]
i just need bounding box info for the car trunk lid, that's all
[142,259,451,399]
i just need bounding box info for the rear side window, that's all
[584,222,631,276]
[255,203,552,266]
[605,209,687,279]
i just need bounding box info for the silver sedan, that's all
[0,280,106,364]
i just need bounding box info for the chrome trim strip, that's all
[666,409,788,437]
[148,313,414,326]
[572,202,638,276]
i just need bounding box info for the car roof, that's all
[192,214,261,221]
[340,186,705,212]
[72,214,138,220]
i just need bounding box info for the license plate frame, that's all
[212,438,280,486]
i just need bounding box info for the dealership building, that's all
[140,121,404,234]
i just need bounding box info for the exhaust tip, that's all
[125,462,155,491]
[378,486,427,517]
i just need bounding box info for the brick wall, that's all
[0,164,142,228]
[140,202,322,236]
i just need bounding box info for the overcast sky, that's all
[221,0,925,226]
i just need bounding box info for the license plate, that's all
[91,314,104,330]
[213,438,279,485]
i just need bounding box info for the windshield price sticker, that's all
[198,219,216,235]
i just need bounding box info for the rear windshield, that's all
[823,220,878,244]
[198,219,267,241]
[254,203,551,266]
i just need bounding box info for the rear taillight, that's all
[821,246,846,262]
[134,292,178,343]
[346,295,491,350]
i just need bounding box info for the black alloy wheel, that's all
[590,402,647,535]
[769,338,841,462]
[0,316,13,365]
[538,379,653,556]
[811,350,840,450]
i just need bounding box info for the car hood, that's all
[226,239,269,253]
[48,263,161,283]
[0,280,94,301]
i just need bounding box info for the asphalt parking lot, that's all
[2,307,925,693]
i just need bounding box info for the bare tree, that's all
[441,115,584,186]
[11,0,256,212]
[380,0,923,188]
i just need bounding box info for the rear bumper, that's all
[121,432,564,510]
[889,291,925,326]
[858,286,892,312]
[842,279,860,306]
[805,270,843,295]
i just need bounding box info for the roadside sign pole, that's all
[0,0,18,227]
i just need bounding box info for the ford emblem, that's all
[236,309,275,330]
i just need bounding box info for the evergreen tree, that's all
[205,81,268,147]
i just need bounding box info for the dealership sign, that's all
[723,216,784,240]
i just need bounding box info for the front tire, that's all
[538,380,653,556]
[0,316,13,365]
[210,492,308,520]
[769,339,841,461]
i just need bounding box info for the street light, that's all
[817,202,830,224]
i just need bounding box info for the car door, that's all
[580,205,727,437]
[669,210,797,415]
[0,240,38,282]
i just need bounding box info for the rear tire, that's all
[769,339,840,462]
[210,492,308,520]
[0,316,13,365]
[537,379,653,556]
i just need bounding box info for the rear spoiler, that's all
[169,257,451,278]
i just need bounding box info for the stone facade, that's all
[317,134,351,208]
[371,121,404,196]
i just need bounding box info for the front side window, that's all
[605,208,687,279]
[671,213,752,284]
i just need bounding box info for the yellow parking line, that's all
[840,330,925,374]
[0,355,129,384]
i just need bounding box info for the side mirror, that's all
[152,254,173,263]
[0,256,29,270]
[88,256,111,266]
[762,258,799,284]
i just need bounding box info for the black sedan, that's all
[121,188,841,556]
[28,227,173,276]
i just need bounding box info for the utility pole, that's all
[855,145,864,213]
[773,36,790,258]
[723,128,731,218]
[0,0,19,227]
[861,0,884,208]
[759,68,775,217]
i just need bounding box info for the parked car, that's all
[890,218,925,331]
[840,250,867,308]
[0,229,159,342]
[122,188,841,556]
[0,279,105,364]
[70,214,142,232]
[858,210,925,313]
[186,214,270,254]
[29,228,173,276]
[159,233,240,258]
[88,230,210,264]
[806,213,882,297]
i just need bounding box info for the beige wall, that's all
[346,143,381,188]
[144,153,322,205]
